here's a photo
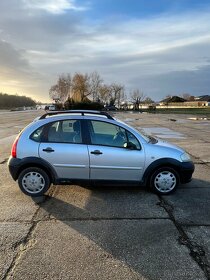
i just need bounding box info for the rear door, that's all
[87,120,145,182]
[39,119,89,179]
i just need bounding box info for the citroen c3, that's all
[8,110,194,196]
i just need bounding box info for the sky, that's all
[0,0,210,102]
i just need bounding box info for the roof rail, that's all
[39,110,114,120]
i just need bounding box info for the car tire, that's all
[18,167,51,197]
[150,167,179,195]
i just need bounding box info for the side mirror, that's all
[124,142,137,150]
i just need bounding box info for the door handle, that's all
[42,147,55,153]
[91,150,103,155]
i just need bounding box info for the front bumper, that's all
[179,161,195,184]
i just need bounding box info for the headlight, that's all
[180,152,191,162]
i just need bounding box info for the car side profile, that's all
[8,110,194,196]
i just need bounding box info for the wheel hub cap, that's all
[22,172,45,194]
[154,171,176,193]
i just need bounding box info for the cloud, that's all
[0,40,49,100]
[132,64,210,100]
[22,0,88,14]
[0,1,210,101]
[0,40,29,71]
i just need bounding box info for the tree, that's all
[49,74,72,103]
[110,83,124,107]
[181,93,195,101]
[49,72,125,106]
[0,93,36,109]
[143,97,155,104]
[50,72,104,104]
[98,84,111,104]
[130,89,145,110]
[89,71,103,101]
[71,71,104,102]
[71,73,90,102]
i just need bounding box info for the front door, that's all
[87,120,145,182]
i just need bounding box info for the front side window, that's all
[89,121,127,148]
[89,120,141,149]
[45,120,82,143]
[126,130,141,150]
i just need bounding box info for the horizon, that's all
[1,0,210,102]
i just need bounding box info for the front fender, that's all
[142,158,194,185]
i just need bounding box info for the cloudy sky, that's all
[0,0,210,102]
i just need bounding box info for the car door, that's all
[87,120,145,182]
[39,119,89,179]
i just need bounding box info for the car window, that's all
[89,120,126,148]
[30,126,44,142]
[46,120,82,143]
[126,130,141,150]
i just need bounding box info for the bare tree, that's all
[130,89,145,110]
[71,72,104,102]
[181,93,195,101]
[143,97,154,104]
[89,71,103,101]
[71,73,90,102]
[98,84,112,104]
[49,74,72,103]
[110,83,124,107]
[49,72,125,106]
[49,84,60,102]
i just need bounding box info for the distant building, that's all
[158,95,210,108]
[195,95,210,102]
[159,96,186,106]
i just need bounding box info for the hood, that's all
[154,138,185,153]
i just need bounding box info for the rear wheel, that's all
[18,167,51,197]
[150,167,179,195]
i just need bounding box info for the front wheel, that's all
[18,167,51,197]
[150,167,179,195]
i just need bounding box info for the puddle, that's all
[188,117,210,121]
[140,127,186,139]
[124,118,133,122]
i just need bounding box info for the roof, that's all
[160,96,186,103]
[197,95,210,102]
[39,110,114,120]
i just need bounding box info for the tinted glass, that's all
[47,120,82,143]
[30,126,44,142]
[126,130,141,150]
[89,121,126,148]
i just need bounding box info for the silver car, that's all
[8,110,194,196]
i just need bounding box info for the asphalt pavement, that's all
[0,110,210,280]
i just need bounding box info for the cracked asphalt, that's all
[0,110,210,279]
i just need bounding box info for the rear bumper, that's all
[179,161,195,184]
[8,157,22,180]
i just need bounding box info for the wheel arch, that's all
[143,158,181,186]
[10,157,57,183]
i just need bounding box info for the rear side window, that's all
[46,120,82,143]
[30,126,44,142]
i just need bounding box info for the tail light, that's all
[11,135,20,158]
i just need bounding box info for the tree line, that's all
[0,93,36,109]
[49,71,154,109]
